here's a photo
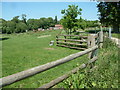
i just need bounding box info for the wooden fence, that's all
[56,34,88,50]
[0,31,103,88]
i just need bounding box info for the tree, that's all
[6,21,16,34]
[60,5,82,34]
[97,2,120,33]
[39,18,48,29]
[27,19,39,30]
[11,16,20,23]
[54,16,58,24]
[76,17,87,30]
[47,17,55,27]
[15,22,28,33]
[22,14,27,25]
[1,19,7,33]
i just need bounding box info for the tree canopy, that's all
[60,5,82,34]
[97,2,120,33]
[1,15,58,34]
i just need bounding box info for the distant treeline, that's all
[1,14,59,34]
[1,14,99,34]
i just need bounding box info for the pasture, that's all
[1,30,89,88]
[1,29,119,88]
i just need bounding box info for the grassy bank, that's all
[55,37,118,88]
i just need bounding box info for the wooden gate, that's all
[56,34,88,50]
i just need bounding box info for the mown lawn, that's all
[2,30,90,88]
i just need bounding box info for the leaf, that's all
[92,82,96,86]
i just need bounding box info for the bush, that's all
[56,37,118,88]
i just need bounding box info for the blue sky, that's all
[2,2,99,21]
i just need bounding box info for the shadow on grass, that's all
[0,37,9,41]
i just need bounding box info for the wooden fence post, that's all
[87,34,98,69]
[99,30,103,48]
[87,34,96,59]
[109,27,112,39]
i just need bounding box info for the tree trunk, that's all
[112,24,119,33]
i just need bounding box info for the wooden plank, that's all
[56,38,87,42]
[94,34,98,38]
[99,31,103,48]
[57,44,86,50]
[58,35,88,38]
[57,41,87,46]
[37,56,98,89]
[0,46,98,88]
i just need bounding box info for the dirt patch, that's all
[45,48,55,50]
[37,35,51,38]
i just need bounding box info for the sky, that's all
[2,2,99,21]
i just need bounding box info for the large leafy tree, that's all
[27,19,39,30]
[39,17,48,29]
[15,22,28,33]
[6,21,16,34]
[47,17,55,27]
[97,2,120,33]
[60,5,82,34]
[1,19,7,33]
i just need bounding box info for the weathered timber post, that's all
[109,27,112,39]
[87,34,96,59]
[87,34,97,68]
[99,30,103,48]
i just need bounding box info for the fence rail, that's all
[56,38,87,42]
[38,56,98,89]
[0,45,98,88]
[56,34,88,50]
[56,41,87,46]
[57,44,86,50]
[58,34,88,38]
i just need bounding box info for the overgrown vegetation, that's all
[55,37,118,88]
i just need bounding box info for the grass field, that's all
[1,30,118,88]
[112,33,120,39]
[2,30,90,88]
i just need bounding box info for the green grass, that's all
[112,33,120,39]
[55,37,118,88]
[2,30,90,88]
